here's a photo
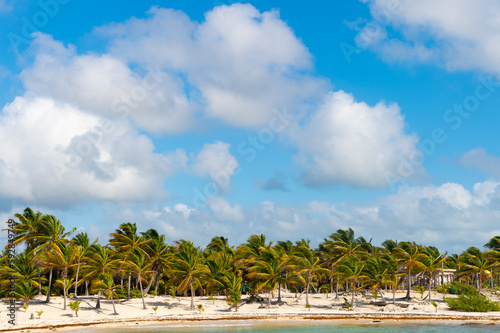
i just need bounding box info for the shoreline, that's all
[4,311,500,332]
[3,292,500,332]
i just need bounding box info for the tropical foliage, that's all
[3,208,500,313]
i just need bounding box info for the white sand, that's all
[2,291,500,332]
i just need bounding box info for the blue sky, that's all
[1,0,500,253]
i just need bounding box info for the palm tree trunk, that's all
[74,264,80,299]
[127,275,131,301]
[154,275,160,295]
[277,281,282,303]
[36,260,42,295]
[477,273,481,294]
[378,288,386,304]
[111,294,118,315]
[63,277,67,310]
[96,291,101,309]
[428,273,432,303]
[335,276,339,299]
[85,280,89,296]
[268,289,271,308]
[190,282,195,309]
[45,267,53,303]
[405,270,411,300]
[351,282,355,306]
[306,279,310,305]
[138,274,146,309]
[143,272,155,295]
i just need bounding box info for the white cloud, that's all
[98,4,327,128]
[459,147,500,178]
[0,96,187,206]
[47,179,500,253]
[21,33,195,135]
[293,90,420,188]
[192,141,239,193]
[208,197,244,222]
[358,0,500,73]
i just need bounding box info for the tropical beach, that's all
[3,210,500,332]
[2,1,500,332]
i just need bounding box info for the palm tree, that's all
[141,229,172,295]
[15,280,38,307]
[71,232,95,298]
[458,247,492,294]
[364,256,392,304]
[393,241,423,301]
[223,270,243,311]
[29,214,75,303]
[292,244,329,305]
[417,247,447,302]
[83,244,119,308]
[45,242,79,310]
[12,252,42,292]
[91,273,120,315]
[247,246,288,308]
[9,207,44,295]
[127,249,152,309]
[109,222,149,301]
[168,241,208,309]
[337,256,369,306]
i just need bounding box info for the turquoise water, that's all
[66,321,499,332]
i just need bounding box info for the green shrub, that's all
[445,293,500,312]
[438,281,477,295]
[116,288,142,299]
[149,290,157,297]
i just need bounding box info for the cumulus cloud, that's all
[98,4,327,128]
[41,179,500,253]
[208,197,245,222]
[0,96,187,207]
[21,33,195,135]
[459,147,500,178]
[192,141,239,193]
[357,0,500,73]
[293,90,420,188]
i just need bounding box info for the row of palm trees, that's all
[2,207,500,313]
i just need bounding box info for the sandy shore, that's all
[2,291,500,332]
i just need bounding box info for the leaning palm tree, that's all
[168,241,209,309]
[8,208,44,295]
[127,249,152,309]
[71,232,96,298]
[247,246,288,308]
[29,214,75,303]
[417,246,446,302]
[140,229,172,295]
[109,222,149,301]
[82,244,119,309]
[91,273,120,315]
[337,256,369,306]
[45,242,79,310]
[458,247,492,294]
[292,244,329,306]
[364,255,393,304]
[393,241,422,301]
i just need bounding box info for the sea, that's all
[63,320,499,332]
